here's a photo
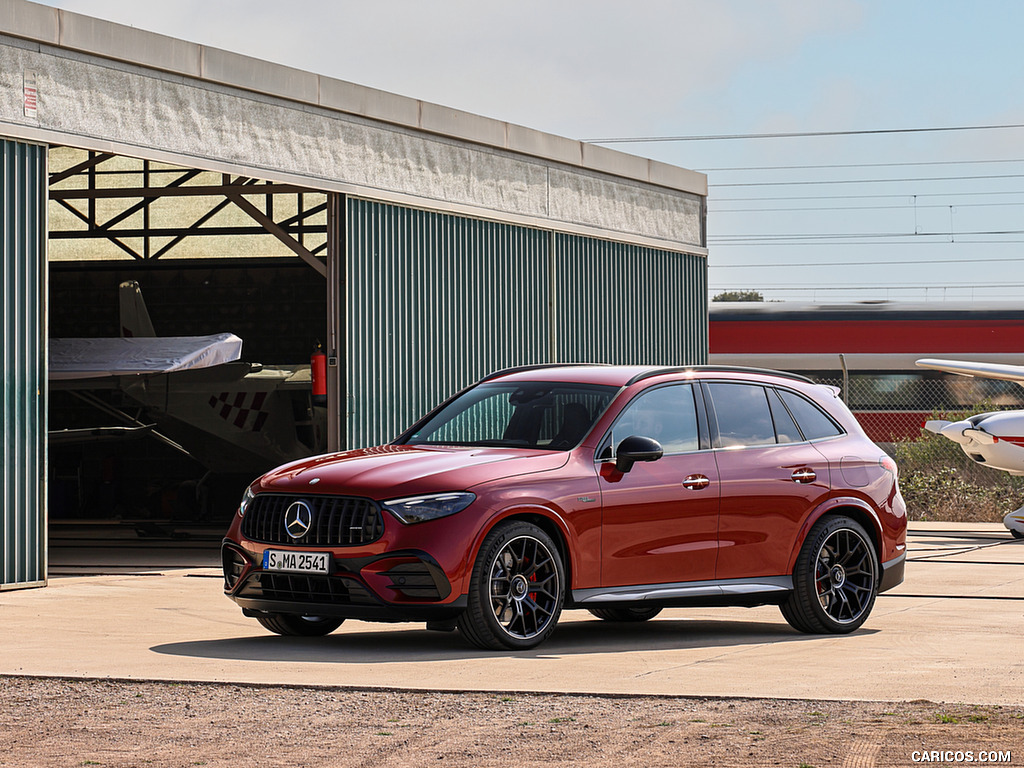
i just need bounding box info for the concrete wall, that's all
[0,0,706,255]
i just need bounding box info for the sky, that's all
[37,0,1024,303]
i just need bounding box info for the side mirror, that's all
[615,435,664,473]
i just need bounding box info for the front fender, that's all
[454,503,577,598]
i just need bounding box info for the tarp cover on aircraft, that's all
[49,333,243,380]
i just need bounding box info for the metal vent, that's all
[241,494,384,546]
[222,546,248,591]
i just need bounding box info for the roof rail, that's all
[625,365,816,386]
[479,363,608,383]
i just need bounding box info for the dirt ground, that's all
[1,677,1022,768]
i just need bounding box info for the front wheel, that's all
[781,515,879,634]
[255,613,344,636]
[458,521,565,650]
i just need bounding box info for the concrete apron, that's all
[2,522,1022,705]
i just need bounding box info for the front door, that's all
[597,383,720,587]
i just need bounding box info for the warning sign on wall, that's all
[23,70,37,119]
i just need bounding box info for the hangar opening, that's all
[47,147,330,537]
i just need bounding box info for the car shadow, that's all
[151,611,877,664]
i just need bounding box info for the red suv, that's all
[222,365,907,650]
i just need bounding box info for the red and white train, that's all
[708,301,1024,442]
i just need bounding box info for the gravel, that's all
[2,676,1023,767]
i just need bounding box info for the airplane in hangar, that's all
[916,357,1024,538]
[48,281,326,477]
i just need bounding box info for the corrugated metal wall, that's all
[1,138,47,590]
[552,234,707,366]
[343,199,707,449]
[345,199,552,448]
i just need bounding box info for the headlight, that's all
[382,492,476,525]
[238,486,256,518]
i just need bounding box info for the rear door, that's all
[704,382,833,580]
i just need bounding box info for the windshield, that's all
[403,381,618,450]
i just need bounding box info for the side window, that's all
[767,387,802,444]
[603,384,700,457]
[779,390,843,440]
[707,383,776,448]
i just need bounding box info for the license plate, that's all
[262,550,331,575]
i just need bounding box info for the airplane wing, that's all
[916,358,1024,385]
[49,333,243,380]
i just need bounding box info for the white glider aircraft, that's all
[916,358,1024,538]
[49,281,326,475]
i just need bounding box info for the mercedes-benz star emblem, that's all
[284,500,314,540]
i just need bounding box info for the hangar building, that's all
[0,0,708,589]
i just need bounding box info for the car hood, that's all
[256,444,571,499]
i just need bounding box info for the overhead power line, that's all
[711,228,1024,242]
[713,189,1024,203]
[708,238,1024,247]
[712,255,1024,268]
[710,200,1024,214]
[711,172,1024,188]
[708,281,1024,290]
[584,123,1024,144]
[697,157,1024,173]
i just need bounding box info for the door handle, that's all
[682,474,710,490]
[791,468,817,484]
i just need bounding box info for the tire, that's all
[780,515,879,634]
[778,599,820,634]
[587,606,663,622]
[458,521,565,651]
[255,613,345,637]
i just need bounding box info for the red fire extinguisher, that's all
[311,341,327,406]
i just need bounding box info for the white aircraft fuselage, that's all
[918,358,1024,537]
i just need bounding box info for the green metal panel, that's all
[552,234,707,366]
[342,201,708,450]
[345,199,552,448]
[1,138,47,590]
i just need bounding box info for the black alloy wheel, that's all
[781,515,879,634]
[458,521,565,650]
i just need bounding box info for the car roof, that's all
[483,364,816,389]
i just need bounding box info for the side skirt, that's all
[570,576,793,609]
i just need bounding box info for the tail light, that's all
[879,455,898,478]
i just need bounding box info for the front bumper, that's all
[222,541,466,623]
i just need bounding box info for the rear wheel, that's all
[781,515,879,634]
[587,606,663,622]
[255,613,344,637]
[458,521,565,650]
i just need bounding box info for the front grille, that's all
[242,494,385,546]
[236,572,376,606]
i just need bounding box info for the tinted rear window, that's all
[778,390,843,440]
[707,383,776,448]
